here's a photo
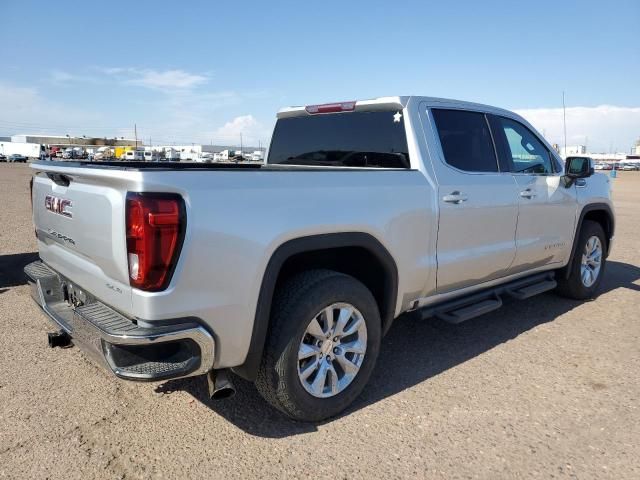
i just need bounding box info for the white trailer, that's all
[0,141,44,159]
[143,150,161,162]
[180,148,200,161]
[122,150,145,161]
[163,147,180,161]
[213,149,232,162]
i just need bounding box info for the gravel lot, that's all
[0,163,638,479]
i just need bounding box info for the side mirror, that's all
[562,157,594,187]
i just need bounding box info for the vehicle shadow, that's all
[0,251,39,290]
[160,260,637,438]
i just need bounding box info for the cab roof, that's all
[276,95,518,120]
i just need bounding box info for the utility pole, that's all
[134,123,138,149]
[562,91,567,156]
[240,133,243,155]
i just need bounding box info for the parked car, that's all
[620,163,639,171]
[25,96,614,421]
[0,154,6,162]
[8,154,28,163]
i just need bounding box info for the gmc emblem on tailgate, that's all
[45,195,73,218]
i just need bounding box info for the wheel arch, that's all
[232,232,399,381]
[562,203,614,280]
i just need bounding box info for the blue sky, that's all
[1,0,639,151]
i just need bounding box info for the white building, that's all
[560,145,587,157]
[588,153,629,162]
[10,134,136,147]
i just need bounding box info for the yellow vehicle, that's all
[114,146,134,160]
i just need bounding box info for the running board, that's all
[506,278,557,300]
[419,272,556,324]
[435,295,502,324]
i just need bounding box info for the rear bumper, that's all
[24,260,215,381]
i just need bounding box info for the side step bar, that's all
[419,272,557,324]
[506,277,557,300]
[435,294,502,324]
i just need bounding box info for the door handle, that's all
[519,189,536,199]
[443,191,468,204]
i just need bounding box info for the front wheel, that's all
[556,220,607,299]
[255,269,381,421]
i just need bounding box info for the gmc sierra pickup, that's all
[25,96,614,421]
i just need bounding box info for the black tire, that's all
[255,269,381,422]
[556,220,607,299]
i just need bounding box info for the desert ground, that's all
[0,163,638,479]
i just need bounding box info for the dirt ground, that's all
[0,163,638,479]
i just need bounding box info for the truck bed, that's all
[34,161,412,172]
[29,159,429,371]
[38,160,264,171]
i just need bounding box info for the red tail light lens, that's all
[126,193,185,291]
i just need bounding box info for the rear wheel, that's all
[556,220,607,299]
[255,269,381,421]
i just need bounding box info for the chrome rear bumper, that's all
[24,260,215,381]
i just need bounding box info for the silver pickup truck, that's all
[25,96,614,421]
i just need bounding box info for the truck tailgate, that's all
[31,164,139,314]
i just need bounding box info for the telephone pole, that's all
[134,123,138,149]
[562,92,567,156]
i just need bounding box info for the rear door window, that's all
[267,110,410,168]
[431,109,499,173]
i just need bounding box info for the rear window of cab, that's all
[267,110,410,168]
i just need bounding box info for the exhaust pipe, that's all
[48,330,72,348]
[207,369,236,400]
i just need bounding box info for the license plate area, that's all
[62,281,88,308]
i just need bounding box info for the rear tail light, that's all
[126,193,185,291]
[305,101,356,114]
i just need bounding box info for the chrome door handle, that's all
[443,191,468,204]
[519,189,536,199]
